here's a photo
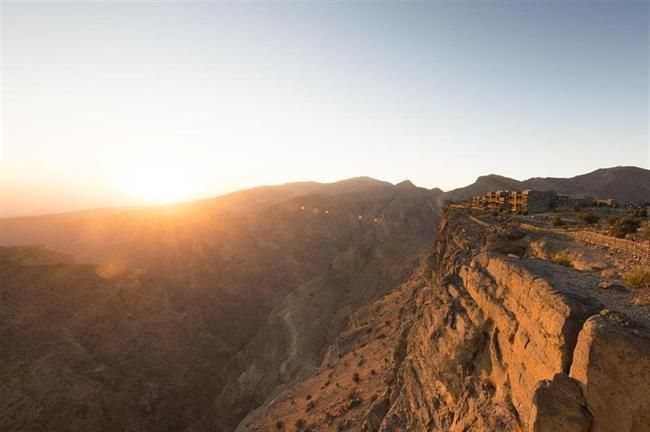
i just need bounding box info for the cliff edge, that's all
[247,207,650,431]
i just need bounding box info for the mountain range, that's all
[0,166,648,432]
[445,166,649,203]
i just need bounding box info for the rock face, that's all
[247,208,650,431]
[372,209,650,431]
[569,312,650,432]
[2,185,649,431]
[531,373,592,432]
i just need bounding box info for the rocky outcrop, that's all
[378,209,650,431]
[2,190,649,431]
[530,373,592,432]
[244,207,650,431]
[569,311,650,432]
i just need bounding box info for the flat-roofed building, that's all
[471,189,584,214]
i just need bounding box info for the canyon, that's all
[1,167,649,431]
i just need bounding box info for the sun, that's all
[111,162,201,204]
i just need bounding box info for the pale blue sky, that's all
[1,1,648,216]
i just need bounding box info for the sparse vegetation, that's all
[295,418,306,430]
[352,372,360,383]
[579,212,599,225]
[275,420,284,430]
[608,216,641,238]
[622,266,650,289]
[551,254,573,268]
[552,216,564,227]
[347,390,363,409]
[493,243,526,257]
[574,203,587,212]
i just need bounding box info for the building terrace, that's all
[471,189,592,214]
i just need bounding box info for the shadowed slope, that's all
[0,179,442,431]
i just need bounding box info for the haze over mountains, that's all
[1,177,442,431]
[0,166,648,432]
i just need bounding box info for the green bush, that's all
[609,217,640,238]
[579,212,600,225]
[551,254,573,268]
[622,266,650,289]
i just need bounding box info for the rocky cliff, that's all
[382,209,650,431]
[247,208,650,431]
[2,185,649,432]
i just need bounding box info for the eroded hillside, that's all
[0,179,443,432]
[245,208,650,431]
[0,247,224,431]
[2,181,649,432]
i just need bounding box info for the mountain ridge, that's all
[0,166,648,432]
[2,166,647,223]
[445,165,649,204]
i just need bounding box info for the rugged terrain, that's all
[245,208,650,431]
[0,178,443,431]
[1,169,649,431]
[0,246,223,431]
[446,166,650,204]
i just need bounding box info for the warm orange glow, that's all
[111,161,202,204]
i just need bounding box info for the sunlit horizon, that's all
[1,1,648,217]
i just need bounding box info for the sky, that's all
[1,0,648,217]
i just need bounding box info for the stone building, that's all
[521,190,557,213]
[594,198,617,207]
[471,189,590,214]
[484,190,510,209]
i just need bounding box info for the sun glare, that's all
[111,162,201,204]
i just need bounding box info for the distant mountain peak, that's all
[396,179,416,188]
[447,166,649,204]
